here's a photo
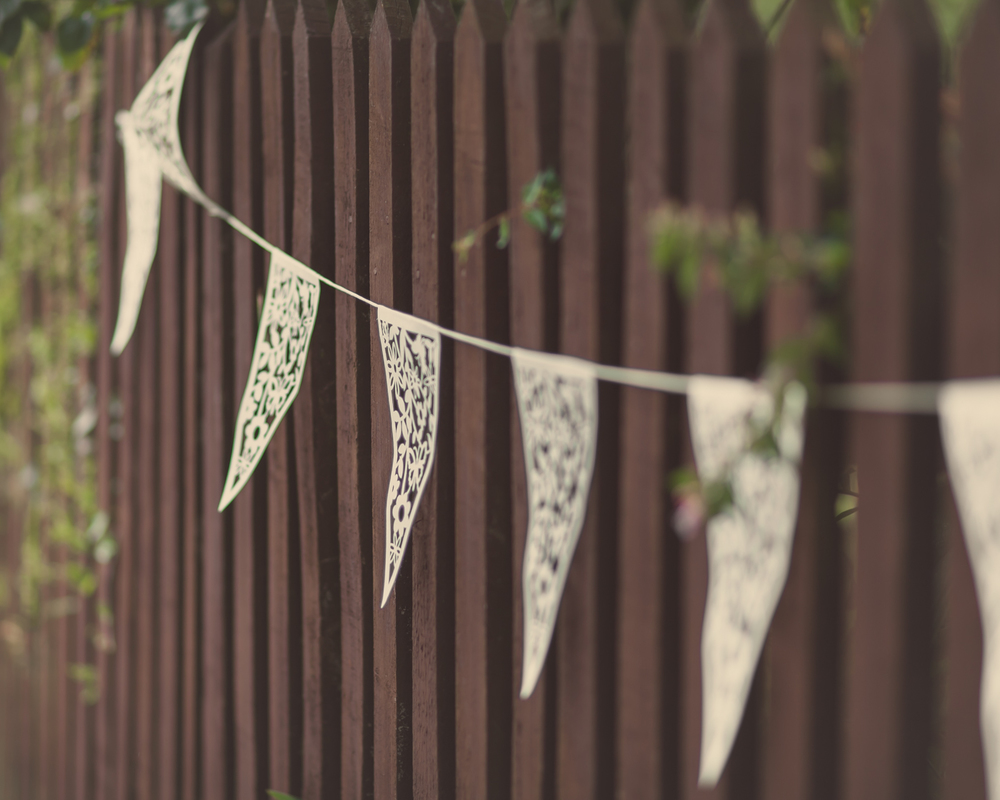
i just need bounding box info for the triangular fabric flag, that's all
[111,21,206,355]
[377,307,442,608]
[512,348,598,699]
[218,252,321,511]
[939,379,1000,800]
[128,20,207,201]
[110,112,163,354]
[687,375,807,787]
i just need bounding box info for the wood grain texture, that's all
[369,1,414,795]
[135,15,160,800]
[95,23,122,800]
[332,0,375,795]
[290,0,340,795]
[504,1,560,795]
[761,3,846,799]
[201,24,236,800]
[453,0,512,796]
[846,1,944,798]
[114,16,141,800]
[557,0,625,797]
[616,0,685,796]
[411,0,456,795]
[260,0,304,792]
[683,0,765,794]
[231,2,269,798]
[181,40,205,800]
[943,3,1000,797]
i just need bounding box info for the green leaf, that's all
[20,1,50,29]
[496,216,510,250]
[0,13,22,57]
[267,792,302,800]
[56,12,93,55]
[523,207,547,234]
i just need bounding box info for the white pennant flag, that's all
[512,348,598,699]
[111,21,206,355]
[377,308,442,607]
[939,380,1000,800]
[687,375,806,787]
[218,252,321,511]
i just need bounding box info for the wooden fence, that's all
[1,0,998,795]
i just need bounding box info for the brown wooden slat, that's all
[260,0,304,792]
[332,0,375,794]
[944,2,1000,796]
[504,0,560,794]
[557,0,625,797]
[761,3,846,799]
[95,23,122,800]
[683,0,765,794]
[73,58,98,800]
[453,0,512,796]
[181,41,205,800]
[201,23,236,800]
[411,0,456,795]
[231,1,269,798]
[369,0,414,794]
[289,0,339,795]
[845,0,943,797]
[135,15,160,800]
[114,15,141,800]
[157,25,185,800]
[616,0,686,796]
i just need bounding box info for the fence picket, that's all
[617,0,686,796]
[331,0,375,795]
[684,0,766,795]
[260,0,304,792]
[845,1,944,798]
[230,1,268,797]
[944,2,1000,796]
[180,37,205,800]
[453,0,512,796]
[761,3,846,799]
[411,0,457,796]
[369,0,414,794]
[504,3,560,795]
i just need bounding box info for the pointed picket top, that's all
[238,0,266,34]
[861,0,939,58]
[295,0,331,38]
[219,252,322,511]
[509,0,559,41]
[333,0,373,43]
[456,0,506,45]
[629,0,686,50]
[265,0,298,35]
[414,0,456,43]
[373,0,414,42]
[565,0,623,45]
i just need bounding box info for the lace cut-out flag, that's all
[687,375,806,787]
[512,349,598,699]
[939,380,1000,800]
[111,21,206,355]
[377,308,442,607]
[218,252,321,511]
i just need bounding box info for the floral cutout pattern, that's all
[939,380,1000,800]
[128,21,206,201]
[687,375,806,787]
[110,112,163,354]
[377,308,442,607]
[512,349,598,699]
[218,252,321,511]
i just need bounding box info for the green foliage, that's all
[266,792,302,800]
[649,203,849,530]
[0,24,105,698]
[453,169,565,264]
